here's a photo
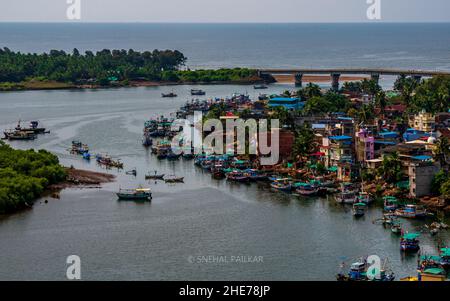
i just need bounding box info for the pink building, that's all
[356,128,374,163]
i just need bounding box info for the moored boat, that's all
[395,204,427,219]
[294,182,318,196]
[400,233,420,252]
[162,92,177,98]
[352,203,367,217]
[190,89,206,96]
[226,171,250,183]
[383,196,399,211]
[270,178,292,192]
[116,188,152,201]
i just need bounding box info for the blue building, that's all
[268,97,304,110]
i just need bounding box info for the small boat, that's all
[383,196,398,211]
[145,172,165,180]
[116,188,152,201]
[395,204,427,219]
[337,259,395,281]
[190,89,206,96]
[254,84,268,89]
[226,171,250,183]
[439,248,450,270]
[142,134,153,147]
[162,92,177,98]
[400,233,420,252]
[295,183,318,196]
[352,203,367,217]
[357,192,372,204]
[270,178,292,192]
[336,190,356,204]
[164,176,184,183]
[82,152,91,160]
[4,130,36,140]
[418,268,447,281]
[390,220,402,234]
[126,169,137,176]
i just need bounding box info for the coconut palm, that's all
[434,137,450,167]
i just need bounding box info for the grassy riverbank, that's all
[0,141,114,214]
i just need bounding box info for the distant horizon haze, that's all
[0,0,449,23]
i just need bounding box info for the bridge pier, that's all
[370,73,380,84]
[331,73,340,91]
[295,73,303,87]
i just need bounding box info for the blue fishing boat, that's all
[383,196,398,211]
[400,233,420,252]
[270,178,292,193]
[352,203,367,217]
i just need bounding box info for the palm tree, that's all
[304,82,322,99]
[379,152,403,184]
[434,137,450,167]
[375,91,387,114]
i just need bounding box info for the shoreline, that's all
[0,74,368,92]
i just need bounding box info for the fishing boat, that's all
[383,196,399,211]
[245,169,268,181]
[226,171,250,183]
[418,268,447,281]
[145,172,165,180]
[395,204,427,219]
[96,154,124,169]
[4,130,36,140]
[162,92,177,98]
[190,89,206,96]
[352,203,367,217]
[164,176,184,183]
[356,192,372,204]
[439,248,450,270]
[71,141,89,154]
[126,169,137,176]
[270,178,292,193]
[142,134,153,147]
[116,188,152,201]
[295,183,318,196]
[335,183,357,204]
[82,152,91,160]
[337,259,395,281]
[390,220,402,234]
[400,233,420,252]
[254,84,268,89]
[12,120,47,134]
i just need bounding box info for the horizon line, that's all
[1,21,450,24]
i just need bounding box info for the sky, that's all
[0,0,449,23]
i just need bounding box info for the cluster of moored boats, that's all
[2,120,48,140]
[70,140,123,169]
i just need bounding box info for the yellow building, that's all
[409,111,435,132]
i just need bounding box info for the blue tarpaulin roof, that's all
[379,131,398,138]
[329,135,352,141]
[374,140,397,145]
[269,97,299,102]
[412,155,432,161]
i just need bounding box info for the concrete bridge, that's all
[257,68,450,90]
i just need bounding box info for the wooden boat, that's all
[337,259,395,281]
[164,176,184,183]
[4,130,36,140]
[270,178,292,192]
[390,220,402,234]
[356,192,372,204]
[295,183,318,196]
[190,89,206,96]
[96,154,123,169]
[418,268,447,281]
[162,92,177,98]
[226,171,250,183]
[116,188,152,201]
[126,169,137,176]
[253,84,268,89]
[395,204,427,219]
[145,172,165,180]
[383,196,398,211]
[352,203,367,217]
[400,233,420,252]
[17,120,47,134]
[439,248,450,270]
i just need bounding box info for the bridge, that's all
[257,68,450,90]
